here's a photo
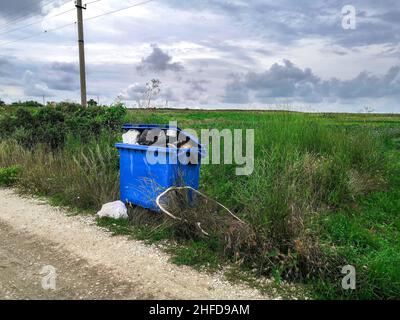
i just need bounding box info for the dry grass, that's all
[0,139,119,209]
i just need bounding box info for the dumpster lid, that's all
[122,123,182,131]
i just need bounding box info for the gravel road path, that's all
[0,188,273,300]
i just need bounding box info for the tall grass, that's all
[193,114,388,280]
[0,136,119,209]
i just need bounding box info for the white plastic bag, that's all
[96,201,128,220]
[122,129,140,145]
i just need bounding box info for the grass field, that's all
[1,104,399,299]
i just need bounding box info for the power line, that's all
[0,0,70,31]
[85,0,156,22]
[0,0,64,31]
[0,7,75,36]
[0,0,157,47]
[84,0,103,5]
[0,1,46,26]
[0,21,76,47]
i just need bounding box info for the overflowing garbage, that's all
[96,201,128,220]
[122,128,197,149]
[122,129,140,145]
[116,124,204,212]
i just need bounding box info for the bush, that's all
[0,165,22,186]
[0,103,127,149]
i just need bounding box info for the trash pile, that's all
[96,201,128,220]
[121,129,140,145]
[122,128,197,149]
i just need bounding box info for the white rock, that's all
[96,201,128,220]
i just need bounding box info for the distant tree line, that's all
[0,98,104,108]
[0,100,43,108]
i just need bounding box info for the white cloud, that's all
[0,0,399,112]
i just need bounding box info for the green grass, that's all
[167,241,221,271]
[1,106,399,299]
[311,146,400,299]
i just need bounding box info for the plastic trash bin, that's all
[116,124,204,212]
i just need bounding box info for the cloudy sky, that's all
[0,0,399,112]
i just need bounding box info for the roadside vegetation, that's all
[0,102,399,299]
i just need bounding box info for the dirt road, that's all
[0,188,274,300]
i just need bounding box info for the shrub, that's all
[0,103,127,149]
[0,165,22,186]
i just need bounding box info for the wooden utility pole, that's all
[76,0,87,107]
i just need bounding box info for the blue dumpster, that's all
[116,124,204,211]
